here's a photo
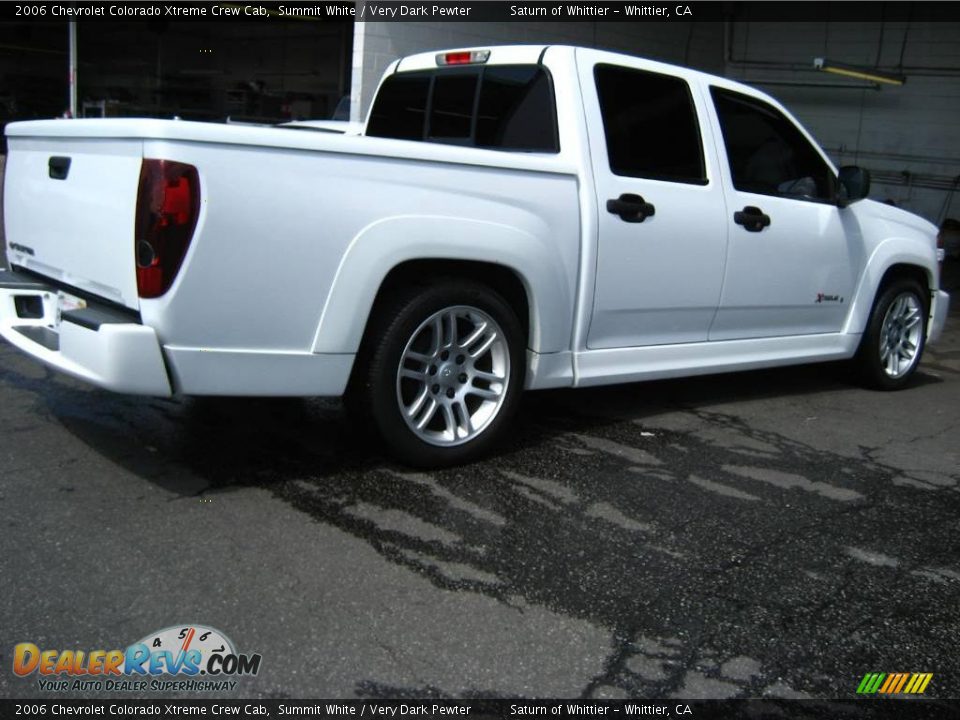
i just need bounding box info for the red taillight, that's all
[135,159,200,299]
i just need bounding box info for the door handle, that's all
[607,193,655,223]
[733,206,771,232]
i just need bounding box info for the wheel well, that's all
[878,264,931,297]
[366,259,532,346]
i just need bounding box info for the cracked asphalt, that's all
[1,157,959,699]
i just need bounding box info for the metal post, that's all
[68,21,77,118]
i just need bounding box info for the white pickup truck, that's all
[0,45,950,466]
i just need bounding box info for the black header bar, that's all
[3,2,960,23]
[1,699,958,720]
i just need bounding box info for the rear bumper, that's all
[929,290,950,345]
[0,269,172,396]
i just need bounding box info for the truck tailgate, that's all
[4,136,142,310]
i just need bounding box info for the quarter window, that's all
[594,64,706,184]
[710,87,836,201]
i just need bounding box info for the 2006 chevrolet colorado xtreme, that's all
[0,45,950,466]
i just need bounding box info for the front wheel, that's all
[853,278,928,390]
[353,281,525,467]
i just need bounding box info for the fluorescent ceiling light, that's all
[754,79,880,91]
[813,58,906,85]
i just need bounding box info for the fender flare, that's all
[310,215,576,355]
[843,239,937,336]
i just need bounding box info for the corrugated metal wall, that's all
[725,21,960,224]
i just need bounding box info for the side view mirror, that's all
[837,166,871,207]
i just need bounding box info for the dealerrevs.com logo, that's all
[13,625,262,693]
[857,672,933,695]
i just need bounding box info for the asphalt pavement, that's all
[1,154,959,700]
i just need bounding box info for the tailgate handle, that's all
[48,156,71,180]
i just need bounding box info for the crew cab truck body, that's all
[0,46,950,466]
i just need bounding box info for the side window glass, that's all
[366,74,430,140]
[594,64,706,184]
[710,87,836,201]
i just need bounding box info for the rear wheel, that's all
[853,278,928,390]
[352,281,524,467]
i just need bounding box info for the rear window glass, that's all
[366,73,430,142]
[367,65,558,153]
[477,66,555,150]
[430,72,478,142]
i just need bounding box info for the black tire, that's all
[349,280,525,467]
[853,278,928,390]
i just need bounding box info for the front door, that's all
[705,85,864,340]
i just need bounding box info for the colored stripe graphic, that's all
[857,672,932,694]
[892,673,909,694]
[879,674,897,693]
[860,673,886,694]
[904,674,920,694]
[908,673,932,694]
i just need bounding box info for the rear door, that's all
[4,135,142,310]
[577,50,729,349]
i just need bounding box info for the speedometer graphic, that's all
[126,624,247,676]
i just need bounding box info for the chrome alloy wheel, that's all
[396,305,510,447]
[879,292,923,379]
